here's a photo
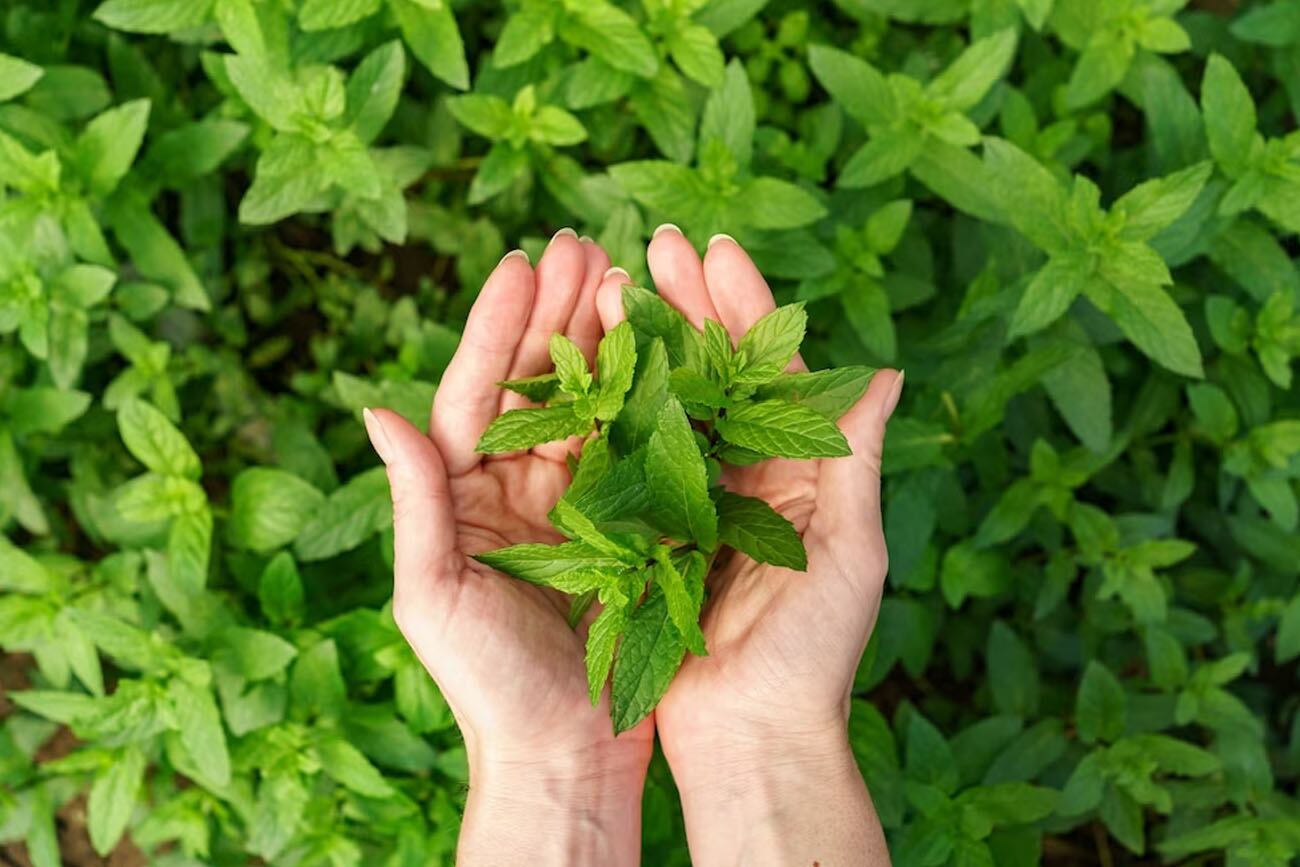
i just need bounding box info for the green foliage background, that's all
[1,0,1299,863]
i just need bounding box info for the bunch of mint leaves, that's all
[473,284,873,731]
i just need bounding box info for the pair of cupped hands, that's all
[362,225,901,865]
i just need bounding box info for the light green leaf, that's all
[645,397,718,550]
[475,404,590,453]
[716,491,806,569]
[717,400,851,458]
[117,398,200,478]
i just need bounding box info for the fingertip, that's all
[596,268,630,331]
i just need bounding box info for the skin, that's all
[363,225,901,866]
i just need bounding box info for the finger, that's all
[364,408,460,633]
[500,228,589,413]
[596,266,631,333]
[703,233,806,371]
[533,238,610,463]
[565,238,609,361]
[431,250,535,475]
[814,369,904,534]
[647,223,720,329]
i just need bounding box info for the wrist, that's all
[459,738,652,867]
[664,723,886,867]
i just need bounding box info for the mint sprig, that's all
[473,286,873,731]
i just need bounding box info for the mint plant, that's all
[474,286,871,729]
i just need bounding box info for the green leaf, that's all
[300,0,382,31]
[611,337,670,453]
[738,177,827,229]
[1201,53,1256,176]
[1090,279,1203,378]
[1008,256,1087,338]
[927,28,1017,112]
[611,585,686,733]
[735,303,806,381]
[117,398,200,478]
[987,622,1039,716]
[561,1,658,79]
[1076,660,1126,744]
[843,278,897,361]
[76,99,150,197]
[294,466,391,561]
[700,59,755,167]
[716,491,806,569]
[550,332,593,396]
[670,23,725,88]
[346,40,405,144]
[499,373,561,403]
[653,553,707,656]
[168,676,231,786]
[585,597,628,704]
[753,367,874,420]
[717,399,851,458]
[0,53,44,102]
[1114,161,1212,241]
[87,746,146,855]
[595,320,637,420]
[230,468,326,552]
[1066,32,1133,108]
[474,541,628,585]
[645,398,718,550]
[476,404,590,453]
[807,45,895,128]
[392,0,468,89]
[93,0,215,33]
[316,733,394,797]
[259,551,306,627]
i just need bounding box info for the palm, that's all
[659,457,884,741]
[587,228,896,750]
[371,234,653,758]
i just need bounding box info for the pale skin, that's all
[363,224,901,866]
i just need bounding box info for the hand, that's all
[363,230,654,866]
[593,226,901,866]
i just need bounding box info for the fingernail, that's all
[498,249,529,266]
[578,234,594,244]
[707,233,736,249]
[363,408,394,464]
[881,370,905,422]
[653,223,681,239]
[551,227,578,242]
[603,266,630,283]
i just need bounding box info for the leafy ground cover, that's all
[1,0,1299,864]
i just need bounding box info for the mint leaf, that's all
[611,337,670,454]
[645,397,718,550]
[499,372,561,403]
[1201,53,1257,176]
[1076,661,1127,744]
[754,367,874,420]
[294,466,391,561]
[550,332,593,396]
[717,400,851,458]
[735,302,806,382]
[117,398,200,479]
[669,367,728,410]
[595,320,637,420]
[653,550,707,656]
[474,541,629,584]
[716,491,807,570]
[610,585,686,733]
[475,404,590,453]
[585,594,629,704]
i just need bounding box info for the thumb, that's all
[815,368,904,541]
[363,408,459,630]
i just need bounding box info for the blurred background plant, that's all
[1,0,1300,864]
